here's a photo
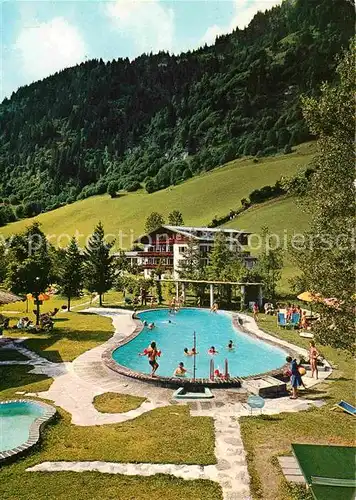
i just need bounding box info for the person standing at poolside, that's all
[253,302,259,321]
[309,340,319,379]
[286,356,303,399]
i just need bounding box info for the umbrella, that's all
[297,291,320,316]
[0,290,24,306]
[297,291,319,303]
[27,293,50,301]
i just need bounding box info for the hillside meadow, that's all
[0,143,315,250]
[224,195,311,294]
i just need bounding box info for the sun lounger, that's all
[311,476,356,487]
[277,312,287,328]
[299,331,314,339]
[332,400,356,416]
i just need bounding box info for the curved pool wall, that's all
[0,400,56,463]
[106,308,289,387]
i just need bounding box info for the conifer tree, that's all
[60,237,84,311]
[84,222,115,306]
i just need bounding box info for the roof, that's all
[134,225,251,243]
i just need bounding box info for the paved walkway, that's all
[2,307,331,500]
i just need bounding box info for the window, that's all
[179,246,186,254]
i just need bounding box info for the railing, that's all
[137,251,173,257]
[142,263,173,269]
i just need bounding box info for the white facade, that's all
[119,225,257,278]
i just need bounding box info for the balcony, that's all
[142,263,173,269]
[137,251,173,257]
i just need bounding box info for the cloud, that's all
[200,25,225,46]
[105,0,174,54]
[200,0,283,47]
[15,17,86,82]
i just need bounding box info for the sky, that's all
[1,0,282,100]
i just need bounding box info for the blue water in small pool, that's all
[0,401,45,452]
[112,308,287,378]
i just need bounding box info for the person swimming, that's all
[174,362,188,377]
[227,340,235,350]
[148,322,155,330]
[208,346,218,355]
[184,347,198,356]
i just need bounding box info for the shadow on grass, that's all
[0,365,53,396]
[23,328,111,363]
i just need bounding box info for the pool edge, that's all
[102,307,293,388]
[0,399,56,464]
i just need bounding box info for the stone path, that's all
[27,411,250,500]
[1,307,331,500]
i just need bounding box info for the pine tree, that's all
[60,237,84,311]
[254,226,283,300]
[178,238,202,279]
[84,222,115,306]
[207,232,233,281]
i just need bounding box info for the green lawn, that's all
[240,314,355,500]
[0,348,29,361]
[93,393,146,413]
[0,365,219,499]
[0,365,53,399]
[0,143,315,250]
[1,296,114,362]
[225,196,311,295]
[0,472,221,500]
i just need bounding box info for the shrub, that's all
[125,181,141,192]
[107,181,118,198]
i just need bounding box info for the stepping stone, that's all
[224,437,242,446]
[216,459,232,471]
[215,401,225,408]
[200,402,212,410]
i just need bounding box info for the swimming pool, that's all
[0,400,56,460]
[112,308,287,379]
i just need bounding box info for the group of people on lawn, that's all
[253,301,311,330]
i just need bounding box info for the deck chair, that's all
[288,312,301,329]
[277,312,287,328]
[332,400,356,416]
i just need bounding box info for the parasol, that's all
[0,290,24,306]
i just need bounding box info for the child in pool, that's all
[174,362,188,377]
[227,340,235,350]
[208,346,218,355]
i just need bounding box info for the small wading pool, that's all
[112,308,287,379]
[0,400,56,461]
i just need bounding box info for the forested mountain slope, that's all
[0,143,314,248]
[0,0,353,219]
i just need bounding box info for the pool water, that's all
[0,401,45,452]
[112,309,287,378]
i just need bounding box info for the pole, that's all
[193,330,196,382]
[210,358,214,381]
